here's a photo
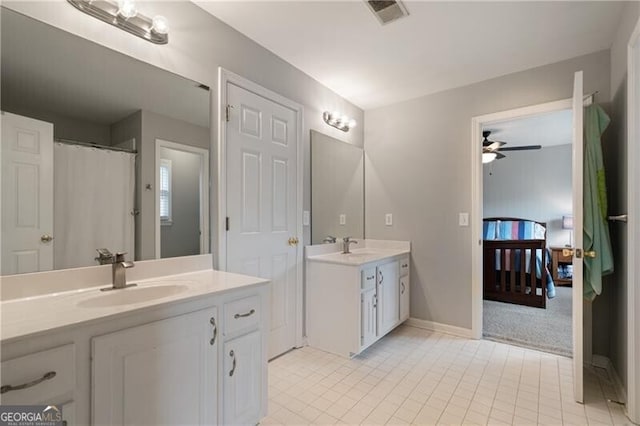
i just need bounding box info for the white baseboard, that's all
[406,317,474,339]
[592,355,627,405]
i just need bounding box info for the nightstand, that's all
[551,247,573,286]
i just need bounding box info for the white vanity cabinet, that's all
[1,269,269,426]
[307,244,410,358]
[360,267,378,348]
[222,295,266,426]
[377,260,400,336]
[92,307,219,425]
[0,344,76,423]
[399,256,410,321]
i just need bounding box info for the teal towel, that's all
[583,104,614,301]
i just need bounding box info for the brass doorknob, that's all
[41,234,54,243]
[562,248,574,257]
[584,250,597,258]
[288,237,299,246]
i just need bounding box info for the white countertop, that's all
[305,240,410,266]
[0,269,269,344]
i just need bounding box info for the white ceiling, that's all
[484,108,572,148]
[1,8,209,129]
[195,1,624,110]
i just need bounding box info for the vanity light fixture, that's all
[67,0,169,45]
[323,111,357,132]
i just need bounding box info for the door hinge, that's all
[226,217,230,231]
[225,104,233,122]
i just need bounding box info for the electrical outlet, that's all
[339,214,346,225]
[385,213,393,226]
[459,212,469,227]
[303,211,310,226]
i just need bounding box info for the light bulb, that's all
[482,152,497,164]
[118,0,137,18]
[151,15,169,34]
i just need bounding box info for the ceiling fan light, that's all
[482,152,497,164]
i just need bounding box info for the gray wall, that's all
[607,0,640,399]
[160,147,201,259]
[140,110,209,260]
[365,50,611,330]
[3,1,365,264]
[483,144,573,247]
[109,109,209,260]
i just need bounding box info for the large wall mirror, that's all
[310,130,364,244]
[0,8,211,275]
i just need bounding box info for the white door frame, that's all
[471,97,578,337]
[626,15,640,424]
[471,95,593,348]
[217,68,305,348]
[154,138,210,259]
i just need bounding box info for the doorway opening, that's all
[480,109,573,356]
[154,139,209,259]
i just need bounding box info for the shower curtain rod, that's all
[54,137,137,154]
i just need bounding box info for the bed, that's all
[483,217,556,309]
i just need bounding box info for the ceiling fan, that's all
[482,130,542,163]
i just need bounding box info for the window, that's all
[159,159,172,224]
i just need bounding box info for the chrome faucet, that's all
[323,235,337,244]
[342,237,358,254]
[101,252,136,291]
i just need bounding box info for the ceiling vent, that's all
[365,0,409,25]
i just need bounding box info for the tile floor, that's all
[265,325,632,425]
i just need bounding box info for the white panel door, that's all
[92,308,218,425]
[377,261,400,335]
[1,112,54,275]
[223,330,262,425]
[226,83,298,359]
[571,71,584,403]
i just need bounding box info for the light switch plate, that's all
[303,211,310,226]
[385,213,393,226]
[459,212,469,227]
[339,214,346,225]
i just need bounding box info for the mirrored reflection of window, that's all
[160,158,172,223]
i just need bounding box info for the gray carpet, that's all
[483,287,572,357]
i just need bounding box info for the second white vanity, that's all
[306,240,410,358]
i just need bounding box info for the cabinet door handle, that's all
[402,263,408,268]
[373,295,377,308]
[209,317,218,345]
[379,271,384,284]
[229,350,237,377]
[234,309,255,319]
[401,281,405,294]
[367,275,375,280]
[1,371,56,394]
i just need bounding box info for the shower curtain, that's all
[54,143,135,269]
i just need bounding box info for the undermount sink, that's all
[77,283,190,308]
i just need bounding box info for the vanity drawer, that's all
[399,257,410,277]
[361,267,377,290]
[224,295,261,336]
[1,344,75,405]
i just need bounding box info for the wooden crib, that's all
[483,218,548,309]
